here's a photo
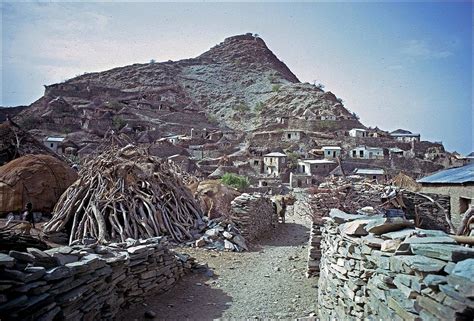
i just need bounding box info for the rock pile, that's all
[0,237,195,320]
[193,192,274,251]
[194,219,248,252]
[230,193,275,242]
[317,208,474,320]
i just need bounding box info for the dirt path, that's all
[119,206,318,320]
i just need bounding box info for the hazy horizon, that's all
[1,1,472,154]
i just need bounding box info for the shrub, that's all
[112,116,126,130]
[272,84,281,92]
[286,152,299,170]
[235,103,250,113]
[255,101,265,112]
[221,173,250,191]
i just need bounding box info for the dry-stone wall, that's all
[306,222,322,277]
[0,237,195,321]
[318,209,474,320]
[230,193,275,241]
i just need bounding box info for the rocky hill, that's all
[13,33,362,144]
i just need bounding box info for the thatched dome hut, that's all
[0,154,78,214]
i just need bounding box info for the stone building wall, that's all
[0,237,194,321]
[317,209,474,320]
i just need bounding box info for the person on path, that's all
[21,202,35,234]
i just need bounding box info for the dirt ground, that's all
[119,207,318,320]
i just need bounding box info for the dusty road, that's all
[120,207,318,320]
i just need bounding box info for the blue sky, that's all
[1,1,472,154]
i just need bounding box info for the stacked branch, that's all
[43,144,203,244]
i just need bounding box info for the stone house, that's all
[349,146,384,160]
[390,129,421,143]
[349,128,367,138]
[282,130,303,141]
[418,163,474,229]
[322,146,341,159]
[263,152,287,176]
[353,168,387,183]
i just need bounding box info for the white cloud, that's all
[401,39,453,59]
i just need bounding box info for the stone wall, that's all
[231,193,275,241]
[0,237,194,321]
[306,223,321,277]
[317,209,474,320]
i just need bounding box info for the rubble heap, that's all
[317,209,474,320]
[43,144,203,244]
[230,193,276,241]
[0,237,196,321]
[194,219,249,252]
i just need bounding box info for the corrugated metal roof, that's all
[417,164,474,184]
[322,146,341,150]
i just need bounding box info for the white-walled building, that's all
[390,129,420,143]
[263,152,287,176]
[350,146,384,159]
[349,128,368,138]
[322,146,342,159]
[44,137,65,154]
[282,130,303,141]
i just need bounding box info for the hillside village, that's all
[0,34,473,321]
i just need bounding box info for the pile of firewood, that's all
[43,144,203,244]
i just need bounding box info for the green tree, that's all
[221,173,250,191]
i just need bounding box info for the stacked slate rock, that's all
[306,222,322,277]
[194,219,248,252]
[317,208,474,321]
[230,193,275,241]
[0,237,195,321]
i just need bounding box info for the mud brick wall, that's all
[230,193,275,241]
[0,237,194,321]
[317,209,474,320]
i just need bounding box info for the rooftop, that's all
[300,159,335,164]
[322,146,341,150]
[45,137,65,142]
[264,152,287,157]
[354,168,385,175]
[417,163,474,184]
[350,128,367,132]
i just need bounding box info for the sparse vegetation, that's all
[337,97,344,103]
[112,116,126,130]
[221,173,250,191]
[106,100,124,111]
[235,103,250,113]
[19,115,42,130]
[352,112,360,120]
[255,101,265,112]
[286,152,299,170]
[150,59,156,64]
[272,84,281,92]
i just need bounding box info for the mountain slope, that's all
[15,34,361,141]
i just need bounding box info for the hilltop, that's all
[13,33,361,141]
